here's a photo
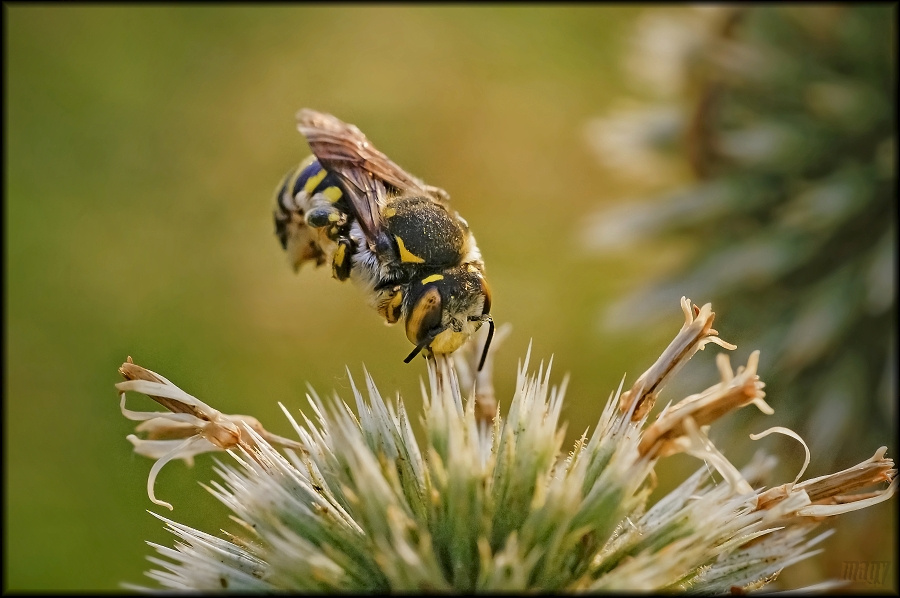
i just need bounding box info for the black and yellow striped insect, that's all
[274,109,494,368]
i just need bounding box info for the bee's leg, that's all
[331,236,355,281]
[374,285,404,324]
[305,191,347,230]
[306,205,346,229]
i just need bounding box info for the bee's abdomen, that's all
[274,155,345,269]
[382,196,466,267]
[274,156,347,246]
[276,157,344,213]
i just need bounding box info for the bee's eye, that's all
[405,286,443,345]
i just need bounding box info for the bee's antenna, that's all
[404,327,446,364]
[403,341,428,364]
[477,317,495,372]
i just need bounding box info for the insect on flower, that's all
[273,110,494,368]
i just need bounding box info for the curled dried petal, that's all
[620,298,737,420]
[142,435,213,510]
[796,477,897,517]
[757,447,897,514]
[118,358,305,508]
[639,351,767,458]
[749,426,810,487]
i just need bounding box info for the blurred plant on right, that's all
[582,5,896,470]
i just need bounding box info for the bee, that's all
[274,109,494,369]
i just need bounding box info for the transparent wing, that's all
[297,109,447,242]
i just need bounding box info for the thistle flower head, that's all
[117,298,896,592]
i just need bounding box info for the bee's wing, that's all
[297,109,447,242]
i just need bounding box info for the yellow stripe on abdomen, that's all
[303,169,327,194]
[322,186,343,202]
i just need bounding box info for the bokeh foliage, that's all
[5,4,894,591]
[584,5,896,466]
[581,4,896,590]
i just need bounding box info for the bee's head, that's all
[403,265,493,370]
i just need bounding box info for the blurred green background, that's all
[6,4,894,592]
